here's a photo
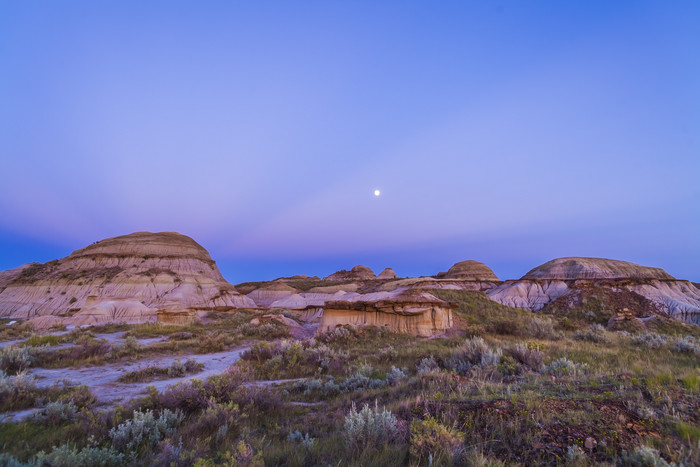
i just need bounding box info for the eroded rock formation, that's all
[0,232,255,326]
[324,265,375,281]
[246,283,301,307]
[437,260,500,281]
[487,257,700,324]
[317,289,454,337]
[377,268,398,280]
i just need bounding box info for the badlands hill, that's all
[0,232,254,327]
[1,234,698,333]
[436,260,500,281]
[488,257,700,324]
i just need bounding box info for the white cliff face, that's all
[486,257,700,325]
[486,280,571,311]
[629,280,700,325]
[0,232,255,326]
[522,257,674,281]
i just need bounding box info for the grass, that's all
[117,359,204,383]
[0,291,698,466]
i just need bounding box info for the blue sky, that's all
[1,1,698,283]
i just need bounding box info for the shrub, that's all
[159,380,208,413]
[343,401,400,452]
[574,324,611,344]
[506,344,544,372]
[409,416,464,463]
[446,337,503,373]
[631,333,668,349]
[234,384,282,413]
[184,402,241,443]
[386,366,407,385]
[480,348,502,367]
[167,359,187,377]
[33,400,78,425]
[0,345,38,374]
[203,366,248,403]
[526,316,558,339]
[287,430,316,450]
[33,444,125,467]
[543,358,587,377]
[110,408,184,451]
[566,445,587,464]
[673,336,699,355]
[621,445,674,466]
[122,336,140,354]
[0,370,40,411]
[416,356,440,376]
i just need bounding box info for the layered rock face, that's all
[437,260,500,281]
[317,289,454,337]
[0,232,255,326]
[246,283,301,307]
[487,257,700,324]
[521,257,673,281]
[324,265,376,281]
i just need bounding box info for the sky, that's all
[1,1,699,283]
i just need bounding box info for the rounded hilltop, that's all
[439,260,500,281]
[325,265,376,281]
[522,257,675,281]
[71,231,213,263]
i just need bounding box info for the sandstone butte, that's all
[317,289,455,337]
[0,232,255,328]
[324,265,376,281]
[378,260,501,293]
[487,257,700,324]
[436,260,501,281]
[2,234,699,333]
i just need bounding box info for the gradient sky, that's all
[1,1,699,283]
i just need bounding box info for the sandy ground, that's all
[0,345,250,423]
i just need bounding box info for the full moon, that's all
[373,189,381,197]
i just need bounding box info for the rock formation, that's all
[487,257,700,324]
[0,232,255,326]
[521,257,673,281]
[246,283,301,307]
[324,265,375,281]
[317,289,454,337]
[437,260,500,281]
[377,268,398,280]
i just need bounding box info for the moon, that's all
[373,189,381,197]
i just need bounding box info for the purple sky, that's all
[1,1,699,283]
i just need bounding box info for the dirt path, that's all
[29,345,250,403]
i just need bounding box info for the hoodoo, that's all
[318,289,455,337]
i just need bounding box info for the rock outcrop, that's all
[246,283,300,308]
[522,257,673,281]
[317,289,454,337]
[0,232,255,326]
[437,260,500,281]
[324,265,375,281]
[378,277,499,293]
[377,268,398,280]
[487,257,700,324]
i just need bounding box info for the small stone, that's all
[584,437,597,450]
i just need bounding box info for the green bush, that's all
[410,416,464,464]
[109,408,183,451]
[33,401,78,426]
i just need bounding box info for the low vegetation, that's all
[0,290,697,465]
